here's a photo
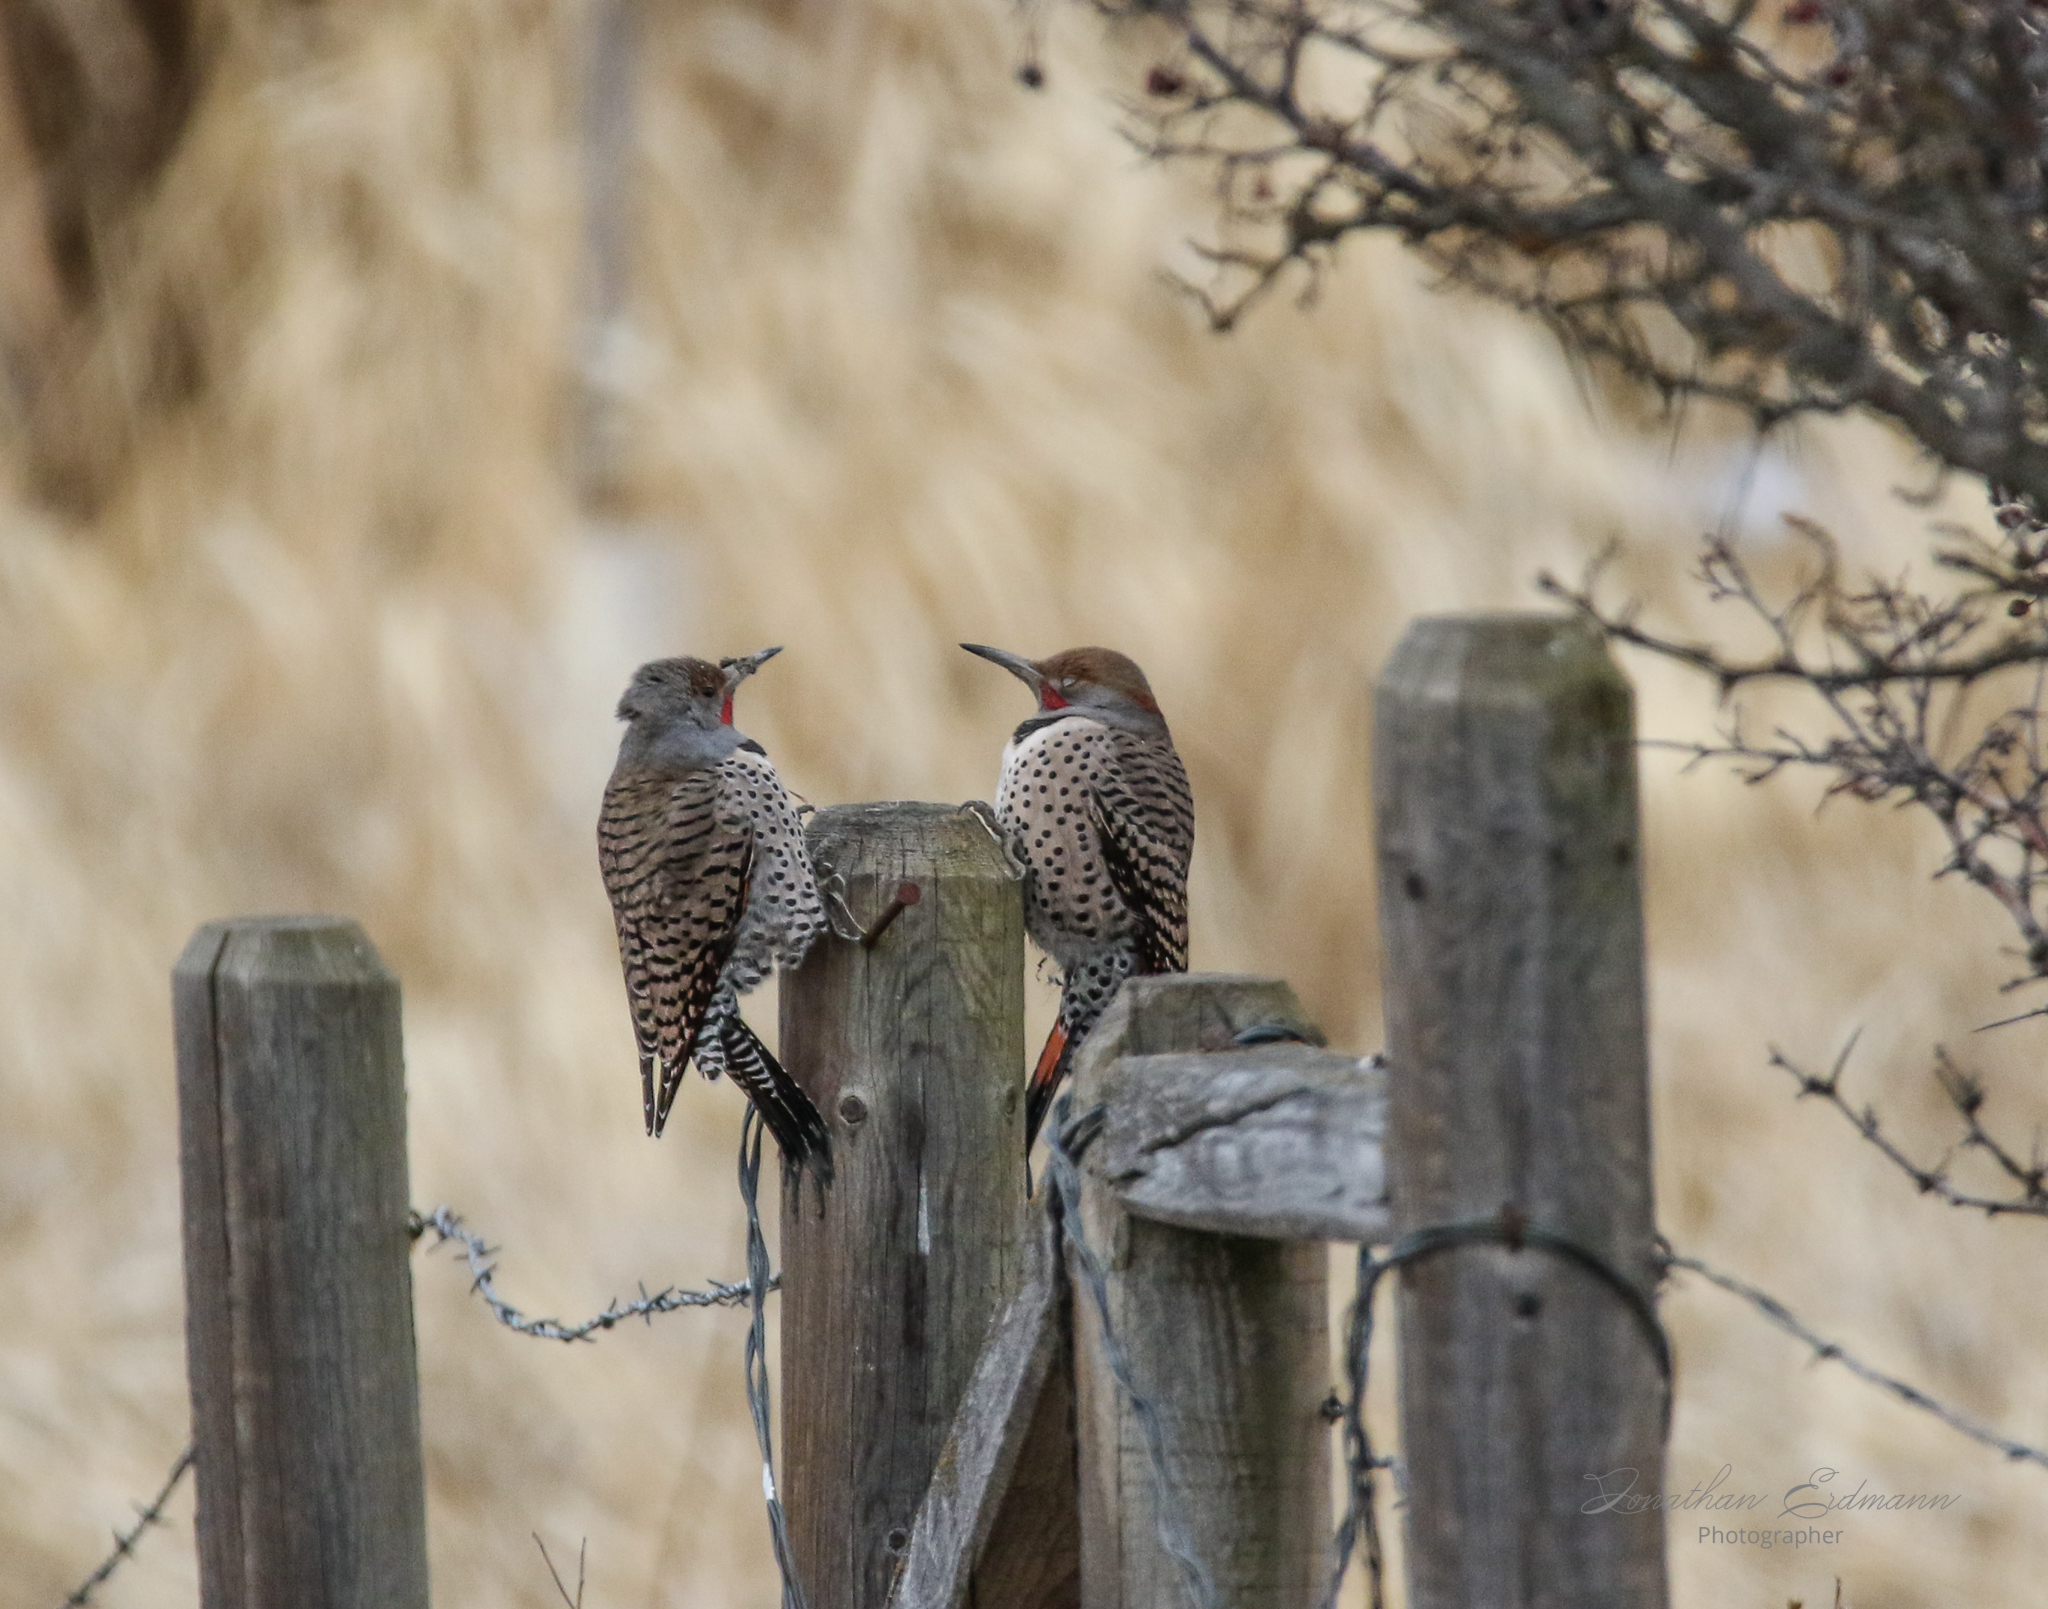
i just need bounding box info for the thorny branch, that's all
[1551,512,2048,1005]
[1774,1036,2048,1217]
[408,1205,771,1342]
[1543,508,2048,1217]
[1094,0,2048,1230]
[1663,1246,2048,1469]
[1098,0,2048,512]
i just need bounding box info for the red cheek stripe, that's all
[721,696,735,724]
[1041,687,1069,710]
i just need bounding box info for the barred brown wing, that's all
[597,767,755,1134]
[1087,734,1192,975]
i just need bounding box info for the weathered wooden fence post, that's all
[780,802,1031,1609]
[1374,615,1668,1608]
[173,916,430,1609]
[1067,975,1335,1609]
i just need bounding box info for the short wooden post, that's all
[1374,615,1668,1608]
[1068,975,1332,1609]
[173,917,430,1609]
[780,803,1031,1609]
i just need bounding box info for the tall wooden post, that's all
[173,917,430,1609]
[780,802,1029,1609]
[1067,975,1332,1609]
[1373,615,1668,1608]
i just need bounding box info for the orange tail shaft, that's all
[1023,1020,1071,1153]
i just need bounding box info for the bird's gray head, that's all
[614,648,782,769]
[959,643,1169,736]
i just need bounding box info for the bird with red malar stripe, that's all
[960,644,1193,1153]
[597,649,832,1184]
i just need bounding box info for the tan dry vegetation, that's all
[2,2,2045,1606]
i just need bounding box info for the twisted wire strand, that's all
[738,1106,810,1609]
[1322,1246,1392,1609]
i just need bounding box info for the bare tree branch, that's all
[1545,515,2048,995]
[1773,1039,2048,1218]
[1099,0,2048,509]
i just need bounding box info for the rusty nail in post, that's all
[860,881,921,948]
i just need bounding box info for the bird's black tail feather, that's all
[721,1014,834,1187]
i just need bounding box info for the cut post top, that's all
[806,800,1022,877]
[1377,611,1632,724]
[175,915,395,991]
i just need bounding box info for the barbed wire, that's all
[56,1442,193,1609]
[408,1204,771,1340]
[57,1197,775,1607]
[1663,1245,2048,1471]
[414,1142,808,1606]
[62,1126,2047,1609]
[1324,1246,1394,1609]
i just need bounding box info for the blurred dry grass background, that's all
[3,1,2046,1605]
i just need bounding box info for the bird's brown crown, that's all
[1035,647,1160,713]
[618,657,724,718]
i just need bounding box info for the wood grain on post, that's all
[780,802,1037,1609]
[1373,615,1667,1609]
[173,917,429,1609]
[1068,974,1332,1609]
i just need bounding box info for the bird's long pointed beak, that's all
[959,642,1043,694]
[721,646,783,688]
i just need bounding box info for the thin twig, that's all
[58,1443,194,1609]
[1554,513,2048,1001]
[1774,1042,2048,1219]
[1539,571,2048,691]
[533,1535,586,1609]
[1097,0,2048,511]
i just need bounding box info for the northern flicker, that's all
[960,643,1193,1151]
[598,649,832,1180]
